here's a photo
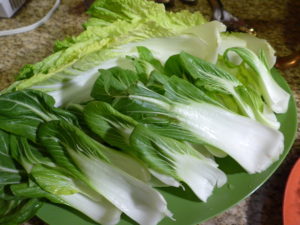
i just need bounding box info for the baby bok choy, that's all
[91,55,284,174]
[164,51,280,129]
[82,100,181,187]
[223,47,290,114]
[38,121,172,225]
[8,135,122,225]
[0,197,42,225]
[0,90,123,225]
[83,101,227,201]
[0,89,171,225]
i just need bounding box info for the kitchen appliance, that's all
[0,0,26,18]
[0,0,60,36]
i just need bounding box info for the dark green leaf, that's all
[0,198,42,225]
[0,90,77,142]
[84,101,138,151]
[91,67,139,102]
[30,165,80,197]
[163,76,222,106]
[0,130,22,186]
[38,120,109,180]
[130,125,177,178]
[127,46,165,82]
[167,52,240,93]
[10,181,64,204]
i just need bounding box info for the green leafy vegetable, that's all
[91,67,140,103]
[84,100,227,201]
[31,165,122,225]
[84,101,138,151]
[1,0,225,107]
[0,130,22,185]
[164,51,280,129]
[130,125,227,202]
[0,198,42,225]
[2,0,276,110]
[0,130,43,225]
[38,120,171,225]
[0,0,289,223]
[223,47,290,113]
[0,90,77,141]
[86,0,205,27]
[91,61,284,174]
[83,101,180,187]
[220,32,276,68]
[7,117,122,225]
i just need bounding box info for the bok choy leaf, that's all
[0,198,42,225]
[0,130,22,185]
[0,130,42,225]
[91,62,284,174]
[0,90,77,141]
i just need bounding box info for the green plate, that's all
[37,69,298,225]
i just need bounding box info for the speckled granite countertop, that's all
[0,0,299,225]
